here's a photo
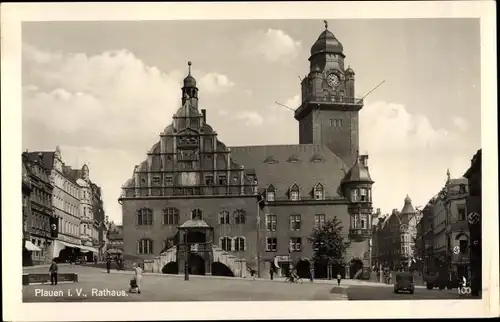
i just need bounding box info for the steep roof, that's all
[229,144,348,200]
[25,151,54,171]
[341,157,373,183]
[400,194,416,215]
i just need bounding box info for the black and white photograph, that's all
[2,1,498,321]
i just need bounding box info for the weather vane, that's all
[324,20,328,29]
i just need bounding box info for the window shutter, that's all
[136,240,140,254]
[243,237,246,251]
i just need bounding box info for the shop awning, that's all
[80,245,99,253]
[25,241,41,252]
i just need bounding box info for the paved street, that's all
[346,285,465,300]
[22,265,346,302]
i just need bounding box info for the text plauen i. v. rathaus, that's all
[119,23,377,279]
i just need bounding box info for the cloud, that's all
[244,29,301,63]
[22,44,235,223]
[452,116,469,131]
[234,111,264,126]
[199,72,235,93]
[359,101,474,214]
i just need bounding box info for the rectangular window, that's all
[205,175,214,186]
[314,188,324,200]
[290,237,302,252]
[351,189,358,202]
[152,176,160,185]
[290,215,301,231]
[218,175,227,185]
[458,207,466,221]
[266,214,277,232]
[163,208,179,225]
[266,237,277,252]
[360,214,367,229]
[165,176,173,186]
[290,190,299,201]
[360,189,367,202]
[267,191,275,201]
[314,214,325,229]
[459,240,468,254]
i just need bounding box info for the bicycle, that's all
[285,275,303,284]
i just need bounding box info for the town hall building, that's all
[120,22,376,279]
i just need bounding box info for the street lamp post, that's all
[256,195,264,278]
[184,229,189,281]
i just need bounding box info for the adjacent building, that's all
[120,23,377,279]
[22,152,55,265]
[372,195,421,270]
[106,221,124,256]
[463,149,481,295]
[416,169,471,282]
[25,146,105,262]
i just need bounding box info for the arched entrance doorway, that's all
[211,262,234,276]
[162,261,178,274]
[350,258,364,279]
[296,259,310,278]
[188,254,205,275]
[314,260,328,279]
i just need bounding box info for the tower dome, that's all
[310,21,344,57]
[183,61,197,87]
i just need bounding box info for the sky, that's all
[21,19,481,224]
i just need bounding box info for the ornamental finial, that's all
[188,61,192,75]
[323,20,328,29]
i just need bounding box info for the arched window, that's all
[314,183,324,200]
[137,208,153,225]
[234,237,246,251]
[219,211,230,224]
[191,208,202,220]
[163,208,179,225]
[289,183,300,201]
[137,238,153,254]
[234,209,246,225]
[220,237,232,251]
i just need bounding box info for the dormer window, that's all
[289,183,300,201]
[266,184,276,201]
[313,183,324,200]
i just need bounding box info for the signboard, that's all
[50,216,58,238]
[275,255,290,262]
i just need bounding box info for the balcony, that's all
[306,95,363,105]
[349,228,372,238]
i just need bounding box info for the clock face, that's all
[326,73,340,88]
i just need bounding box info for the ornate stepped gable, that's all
[121,64,255,198]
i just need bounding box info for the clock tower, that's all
[295,21,362,167]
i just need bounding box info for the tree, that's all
[308,217,351,265]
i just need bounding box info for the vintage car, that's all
[394,272,415,294]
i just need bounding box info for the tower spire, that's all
[323,20,328,29]
[188,61,192,75]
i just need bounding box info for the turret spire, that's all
[188,61,192,75]
[323,20,328,29]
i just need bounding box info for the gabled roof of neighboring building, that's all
[229,144,348,200]
[25,151,55,171]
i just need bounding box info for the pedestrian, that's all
[49,259,58,285]
[106,257,111,273]
[130,262,143,294]
[309,267,314,283]
[336,273,342,286]
[269,266,274,280]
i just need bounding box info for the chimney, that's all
[359,154,368,168]
[201,109,206,123]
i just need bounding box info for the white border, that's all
[1,1,498,320]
